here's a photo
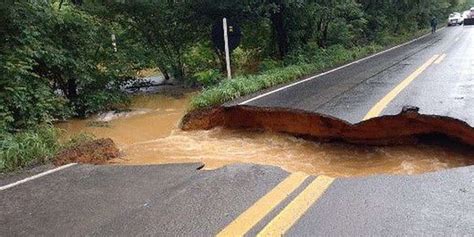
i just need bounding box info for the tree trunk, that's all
[66,78,85,116]
[270,1,289,58]
[317,14,329,48]
[317,18,324,47]
[322,22,329,48]
[172,64,184,82]
[162,69,171,81]
[66,78,78,101]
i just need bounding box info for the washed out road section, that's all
[56,80,474,177]
[177,26,474,155]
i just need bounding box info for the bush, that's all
[0,126,60,172]
[233,47,262,75]
[259,59,283,72]
[193,69,222,87]
[0,126,95,173]
[184,43,219,84]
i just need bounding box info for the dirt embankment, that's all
[54,138,121,166]
[181,106,474,146]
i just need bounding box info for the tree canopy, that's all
[0,0,466,132]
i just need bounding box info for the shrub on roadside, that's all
[233,47,262,75]
[193,69,222,87]
[0,126,95,173]
[0,126,60,172]
[184,43,219,85]
[259,59,283,72]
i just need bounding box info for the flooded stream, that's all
[58,93,474,177]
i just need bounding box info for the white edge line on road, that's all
[239,30,442,105]
[0,163,77,191]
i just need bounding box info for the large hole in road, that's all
[179,105,474,176]
[59,94,474,177]
[120,128,474,177]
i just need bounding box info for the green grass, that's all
[0,126,94,173]
[189,30,429,111]
[0,126,60,172]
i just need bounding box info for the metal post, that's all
[223,18,232,79]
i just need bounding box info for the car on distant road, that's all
[463,8,474,25]
[448,12,463,26]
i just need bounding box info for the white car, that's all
[448,12,463,26]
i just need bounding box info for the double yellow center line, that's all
[218,53,445,236]
[363,54,443,120]
[217,173,334,236]
[258,175,334,236]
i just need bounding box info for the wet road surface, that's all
[1,163,473,236]
[2,27,474,236]
[232,26,474,127]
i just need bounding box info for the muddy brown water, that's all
[58,93,474,177]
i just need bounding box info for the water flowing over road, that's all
[59,93,473,177]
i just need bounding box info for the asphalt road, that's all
[2,27,474,236]
[1,163,473,236]
[232,26,474,126]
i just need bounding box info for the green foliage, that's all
[105,0,204,81]
[183,43,220,85]
[233,47,262,75]
[259,59,283,72]
[0,1,135,131]
[0,126,60,172]
[193,69,222,87]
[0,125,95,173]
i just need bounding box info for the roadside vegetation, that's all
[0,127,93,172]
[0,0,470,172]
[190,33,427,110]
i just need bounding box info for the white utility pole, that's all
[223,18,232,80]
[111,34,117,53]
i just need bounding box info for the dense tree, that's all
[0,1,136,130]
[0,0,467,132]
[100,0,205,81]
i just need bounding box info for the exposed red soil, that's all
[54,138,121,166]
[181,106,474,146]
